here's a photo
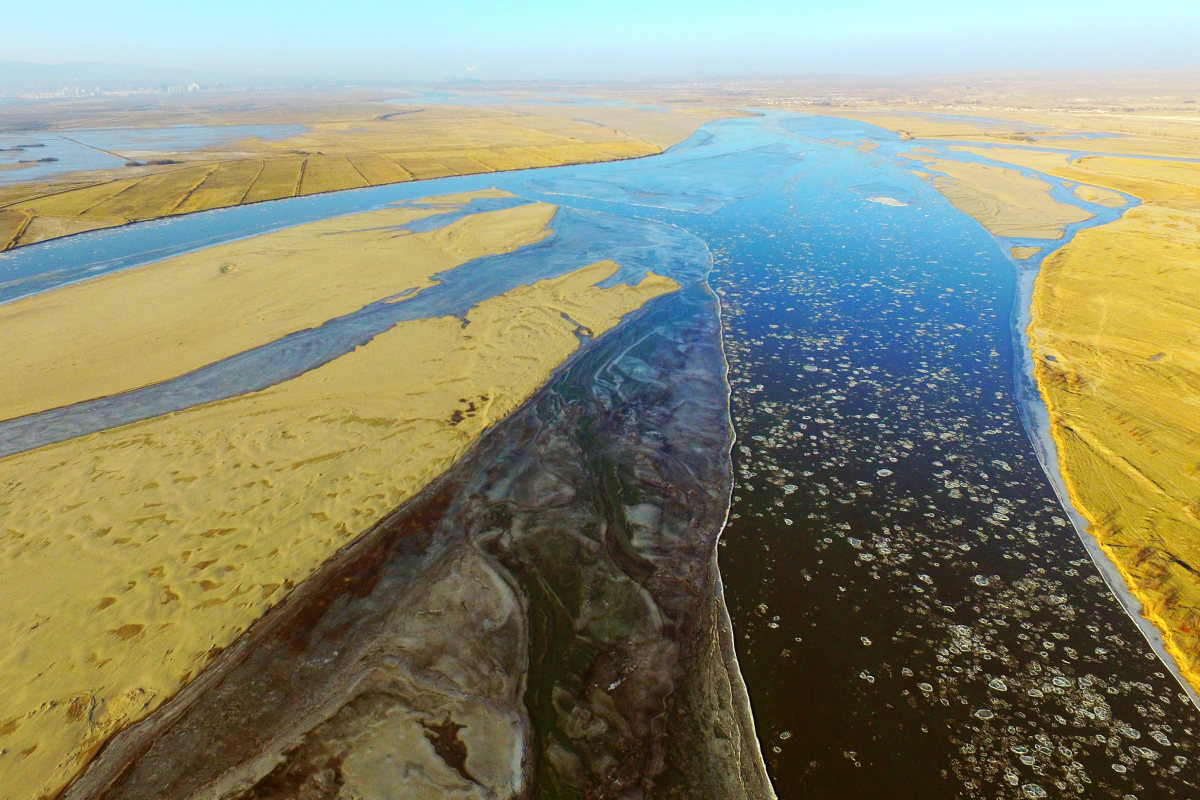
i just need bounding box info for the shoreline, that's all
[0,244,680,796]
[710,279,778,798]
[62,282,774,799]
[826,101,1200,709]
[57,287,671,797]
[1009,234,1200,711]
[0,146,671,256]
[28,119,774,796]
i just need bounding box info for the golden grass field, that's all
[0,188,678,798]
[815,97,1200,693]
[0,94,734,250]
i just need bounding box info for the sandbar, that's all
[920,158,1093,239]
[0,245,677,798]
[0,192,556,421]
[1072,184,1127,208]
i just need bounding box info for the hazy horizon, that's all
[8,0,1200,85]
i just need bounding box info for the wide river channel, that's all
[3,110,1197,798]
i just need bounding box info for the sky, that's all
[8,0,1200,82]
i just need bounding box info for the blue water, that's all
[4,110,1197,798]
[0,203,709,456]
[0,124,304,184]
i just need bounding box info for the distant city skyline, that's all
[8,0,1200,83]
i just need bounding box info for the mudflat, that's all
[0,196,678,798]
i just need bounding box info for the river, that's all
[4,109,1196,799]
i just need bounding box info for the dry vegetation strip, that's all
[1021,156,1200,690]
[0,210,30,250]
[174,159,265,213]
[0,106,732,249]
[242,156,305,204]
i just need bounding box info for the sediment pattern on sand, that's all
[64,284,773,800]
[0,206,679,798]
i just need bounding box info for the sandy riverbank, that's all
[0,227,677,798]
[819,104,1200,699]
[0,97,740,251]
[0,190,551,421]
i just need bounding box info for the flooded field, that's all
[4,110,1197,798]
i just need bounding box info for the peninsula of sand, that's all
[814,100,1200,696]
[0,190,680,798]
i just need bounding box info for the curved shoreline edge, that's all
[1011,239,1200,712]
[0,147,665,257]
[711,281,777,797]
[837,101,1200,710]
[1,101,750,256]
[60,279,775,799]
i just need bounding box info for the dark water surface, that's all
[707,116,1200,799]
[7,111,1198,798]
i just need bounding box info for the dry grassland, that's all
[0,98,734,250]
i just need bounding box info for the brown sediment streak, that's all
[0,236,678,798]
[58,280,771,800]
